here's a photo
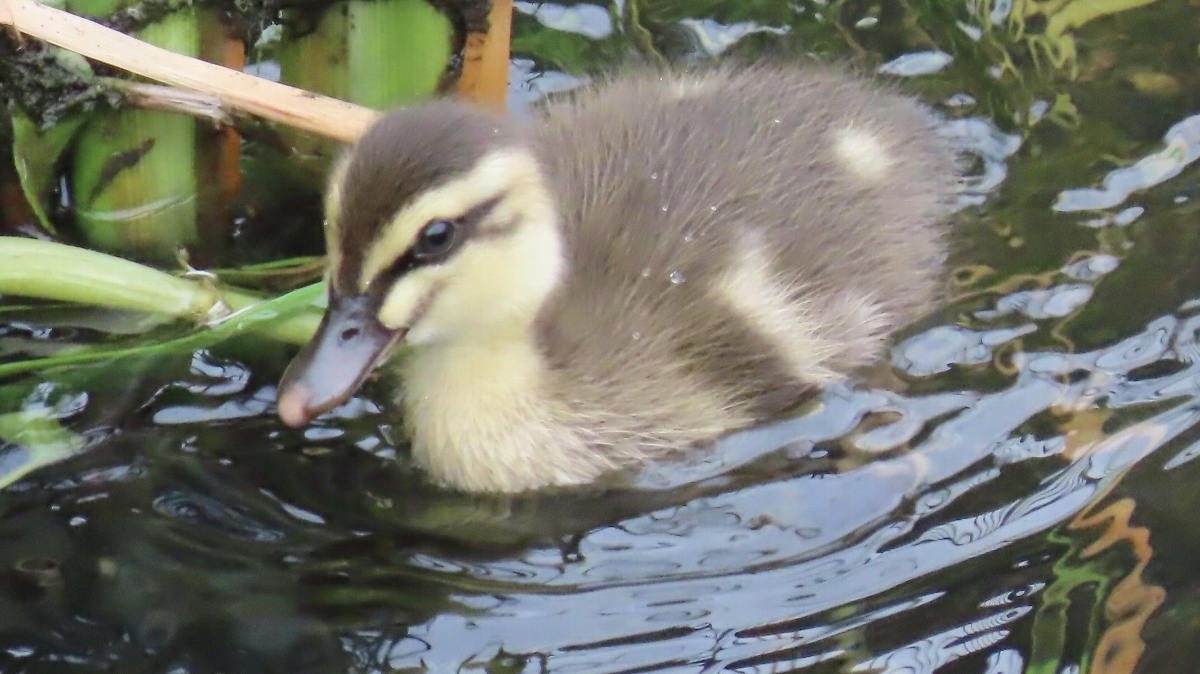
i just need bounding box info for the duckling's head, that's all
[277,101,563,427]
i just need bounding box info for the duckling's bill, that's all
[277,292,404,427]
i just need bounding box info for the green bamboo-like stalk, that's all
[278,4,350,104]
[65,0,205,261]
[1,237,213,315]
[346,0,453,108]
[277,0,454,106]
[275,0,453,173]
[0,238,322,345]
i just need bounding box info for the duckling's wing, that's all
[532,65,956,421]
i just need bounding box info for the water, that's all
[3,0,1200,672]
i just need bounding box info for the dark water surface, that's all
[3,0,1200,672]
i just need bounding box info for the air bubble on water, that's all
[669,270,685,284]
[683,231,695,242]
[641,267,652,277]
[650,172,659,180]
[632,332,642,341]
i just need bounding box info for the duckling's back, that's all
[531,64,957,452]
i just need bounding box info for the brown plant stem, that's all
[457,0,511,111]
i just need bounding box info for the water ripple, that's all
[975,284,1094,320]
[1055,113,1200,212]
[152,491,285,543]
[983,649,1026,674]
[387,299,1200,670]
[852,607,1030,674]
[892,324,1036,376]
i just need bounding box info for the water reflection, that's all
[1055,114,1200,213]
[878,51,955,76]
[678,18,791,56]
[892,324,1036,376]
[514,2,614,40]
[854,606,1032,673]
[938,117,1022,207]
[318,300,1200,671]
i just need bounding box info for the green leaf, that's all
[10,112,87,235]
[0,281,325,379]
[0,411,87,490]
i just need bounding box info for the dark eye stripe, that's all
[380,195,505,282]
[474,214,521,240]
[406,279,447,331]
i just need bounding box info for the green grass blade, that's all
[0,411,87,490]
[0,238,215,316]
[0,238,322,349]
[10,112,87,235]
[0,282,324,379]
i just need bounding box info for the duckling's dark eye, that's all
[414,220,458,259]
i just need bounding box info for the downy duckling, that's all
[277,64,959,493]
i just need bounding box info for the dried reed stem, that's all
[2,0,512,132]
[0,0,380,142]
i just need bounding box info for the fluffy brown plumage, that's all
[277,64,959,492]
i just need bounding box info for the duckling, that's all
[276,64,958,493]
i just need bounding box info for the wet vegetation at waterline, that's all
[1,0,488,261]
[0,0,500,422]
[0,0,505,481]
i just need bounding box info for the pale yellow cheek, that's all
[411,225,561,343]
[378,267,443,331]
[417,252,519,339]
[382,257,506,345]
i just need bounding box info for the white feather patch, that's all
[833,127,893,182]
